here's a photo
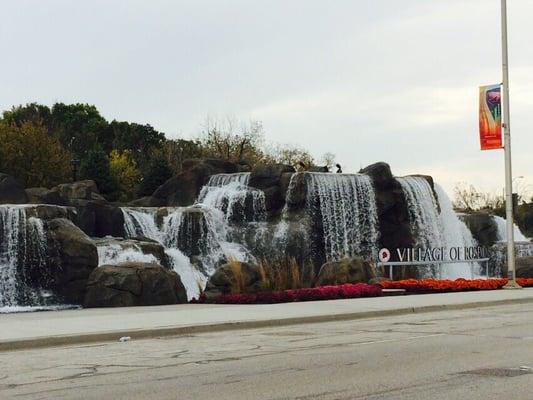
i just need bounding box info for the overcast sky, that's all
[1,0,531,197]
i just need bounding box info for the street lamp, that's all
[501,0,520,289]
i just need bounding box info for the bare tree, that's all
[199,116,266,165]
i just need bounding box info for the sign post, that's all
[500,0,520,289]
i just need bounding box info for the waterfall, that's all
[164,248,206,301]
[493,215,528,242]
[435,185,481,279]
[398,177,446,251]
[197,173,266,223]
[122,208,162,242]
[306,173,380,261]
[397,178,481,278]
[119,204,252,299]
[203,172,251,187]
[0,205,49,309]
[97,242,158,266]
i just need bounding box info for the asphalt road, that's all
[2,303,533,399]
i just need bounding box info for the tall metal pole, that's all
[501,0,520,289]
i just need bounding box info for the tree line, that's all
[0,103,327,202]
[453,181,533,238]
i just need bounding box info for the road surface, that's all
[1,303,533,399]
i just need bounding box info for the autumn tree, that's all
[0,122,71,187]
[109,150,141,201]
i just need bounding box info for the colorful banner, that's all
[479,84,503,150]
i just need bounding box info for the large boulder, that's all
[50,180,105,202]
[159,207,212,257]
[73,200,125,238]
[83,262,187,307]
[248,164,295,217]
[249,164,295,189]
[315,257,378,286]
[360,162,394,188]
[0,173,28,204]
[204,261,264,300]
[23,204,76,221]
[26,187,68,206]
[282,172,307,211]
[46,218,98,304]
[151,159,238,206]
[360,162,414,269]
[45,180,125,237]
[460,212,499,247]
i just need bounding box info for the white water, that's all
[197,173,266,223]
[120,199,252,299]
[97,243,158,266]
[122,208,162,242]
[165,248,206,301]
[0,205,49,308]
[306,173,380,261]
[398,177,445,250]
[493,215,528,242]
[396,180,481,279]
[435,185,481,279]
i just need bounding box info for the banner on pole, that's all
[479,84,503,150]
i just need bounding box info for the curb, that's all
[2,296,533,352]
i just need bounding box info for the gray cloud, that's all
[0,0,531,196]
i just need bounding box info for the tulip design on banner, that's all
[479,84,503,150]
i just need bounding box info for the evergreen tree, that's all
[138,157,172,197]
[79,148,118,199]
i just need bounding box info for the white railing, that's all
[377,258,491,280]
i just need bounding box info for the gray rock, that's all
[249,164,295,189]
[460,212,499,247]
[204,261,264,300]
[47,218,98,304]
[151,159,238,206]
[0,173,28,204]
[26,187,67,206]
[316,257,378,287]
[84,262,187,307]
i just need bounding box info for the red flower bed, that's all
[195,283,382,304]
[380,278,533,293]
[517,278,533,287]
[191,278,533,304]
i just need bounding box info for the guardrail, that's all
[377,258,491,280]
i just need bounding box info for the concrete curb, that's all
[2,296,533,352]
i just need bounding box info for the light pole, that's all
[501,0,520,289]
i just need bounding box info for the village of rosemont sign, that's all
[377,246,491,279]
[378,246,490,264]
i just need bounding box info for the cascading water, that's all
[397,177,445,250]
[97,242,159,266]
[197,173,266,223]
[306,173,380,261]
[122,208,162,242]
[397,179,481,278]
[0,205,50,310]
[435,185,481,279]
[493,215,528,242]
